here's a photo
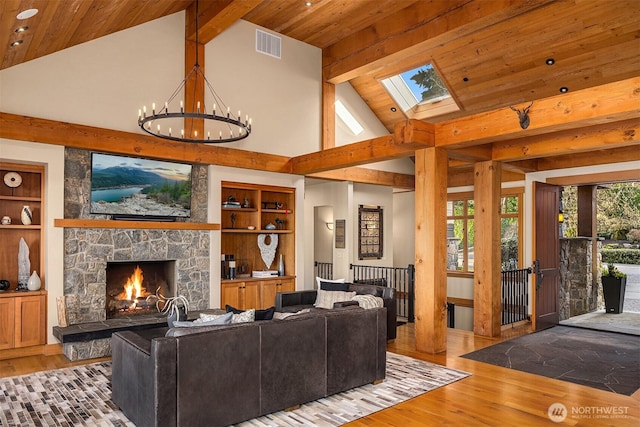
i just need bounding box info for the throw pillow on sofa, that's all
[197,311,234,325]
[314,289,356,309]
[232,309,255,323]
[320,281,351,292]
[225,304,275,321]
[315,276,345,289]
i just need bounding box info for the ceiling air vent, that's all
[256,29,281,59]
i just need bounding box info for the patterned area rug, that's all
[0,352,469,426]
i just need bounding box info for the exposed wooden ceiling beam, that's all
[289,120,434,175]
[492,118,640,161]
[322,0,554,83]
[308,167,415,189]
[535,145,640,171]
[186,0,263,44]
[447,145,492,163]
[435,77,640,148]
[0,112,291,173]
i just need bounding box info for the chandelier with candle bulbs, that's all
[137,0,251,143]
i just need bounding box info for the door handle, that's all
[532,259,544,290]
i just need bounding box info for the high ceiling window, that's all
[381,64,459,119]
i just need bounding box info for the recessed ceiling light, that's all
[305,1,312,6]
[546,58,555,65]
[390,107,397,112]
[463,77,469,82]
[559,87,569,93]
[17,9,38,20]
[15,26,29,33]
[10,40,23,47]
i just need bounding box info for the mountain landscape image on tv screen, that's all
[90,153,192,218]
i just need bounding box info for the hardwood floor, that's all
[350,323,640,426]
[0,323,638,426]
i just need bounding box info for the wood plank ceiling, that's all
[1,0,639,179]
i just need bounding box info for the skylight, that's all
[335,100,364,135]
[381,63,459,118]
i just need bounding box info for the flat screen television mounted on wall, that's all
[90,153,192,220]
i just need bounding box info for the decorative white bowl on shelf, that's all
[247,226,255,230]
[265,223,276,230]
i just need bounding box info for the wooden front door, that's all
[533,182,560,330]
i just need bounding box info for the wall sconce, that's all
[558,209,564,223]
[326,222,334,230]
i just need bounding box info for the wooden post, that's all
[322,82,336,150]
[473,160,502,337]
[414,147,448,354]
[577,185,597,237]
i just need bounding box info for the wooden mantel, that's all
[54,219,220,230]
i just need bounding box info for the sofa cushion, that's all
[315,276,345,288]
[314,289,356,309]
[273,308,311,320]
[173,312,233,328]
[226,304,275,321]
[320,281,351,291]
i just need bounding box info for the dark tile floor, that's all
[462,325,640,395]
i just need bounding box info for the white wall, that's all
[392,191,415,268]
[0,16,322,157]
[205,20,321,155]
[314,206,333,263]
[0,140,65,344]
[304,180,351,286]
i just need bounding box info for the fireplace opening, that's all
[106,261,176,319]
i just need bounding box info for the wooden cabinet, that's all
[0,162,44,291]
[221,181,295,280]
[221,277,295,310]
[0,291,46,350]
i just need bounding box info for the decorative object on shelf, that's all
[147,290,189,328]
[230,212,237,228]
[27,270,41,291]
[137,0,251,144]
[278,254,285,276]
[21,205,32,225]
[247,225,256,230]
[3,171,22,188]
[223,195,241,209]
[242,197,250,208]
[1,216,11,225]
[229,260,237,280]
[257,233,278,269]
[265,223,276,230]
[17,237,30,291]
[0,279,9,291]
[275,217,285,230]
[262,201,283,210]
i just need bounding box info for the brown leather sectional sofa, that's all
[111,305,387,427]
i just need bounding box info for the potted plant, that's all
[601,264,627,314]
[147,290,189,327]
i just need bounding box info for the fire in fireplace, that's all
[106,261,176,319]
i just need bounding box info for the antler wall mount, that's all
[509,101,534,129]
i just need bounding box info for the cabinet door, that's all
[0,298,15,350]
[260,281,278,309]
[221,282,243,309]
[277,278,295,293]
[242,282,260,310]
[15,295,45,347]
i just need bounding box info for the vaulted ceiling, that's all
[2,0,639,183]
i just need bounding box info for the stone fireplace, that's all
[59,148,211,360]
